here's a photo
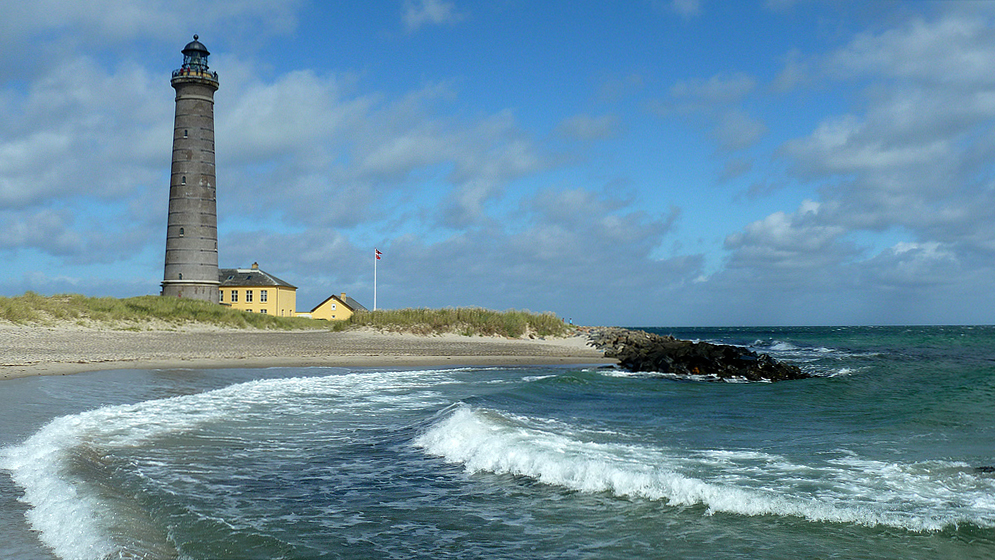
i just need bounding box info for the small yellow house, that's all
[306,292,368,321]
[218,262,297,317]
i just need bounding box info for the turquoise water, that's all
[2,326,994,559]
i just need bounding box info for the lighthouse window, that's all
[183,129,188,138]
[181,176,186,185]
[178,273,182,280]
[179,227,184,237]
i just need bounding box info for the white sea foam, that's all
[0,368,460,560]
[0,417,118,560]
[414,405,995,532]
[521,374,557,382]
[600,369,756,383]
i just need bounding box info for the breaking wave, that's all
[415,404,995,532]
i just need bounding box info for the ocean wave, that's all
[0,369,462,560]
[414,405,995,532]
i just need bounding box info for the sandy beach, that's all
[0,326,613,380]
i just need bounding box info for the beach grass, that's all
[334,307,571,338]
[0,293,573,338]
[0,292,321,330]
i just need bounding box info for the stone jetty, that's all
[583,327,809,382]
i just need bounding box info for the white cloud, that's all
[0,56,170,210]
[772,49,808,92]
[555,113,622,141]
[783,114,952,176]
[369,188,695,318]
[861,241,962,291]
[219,68,372,165]
[656,73,766,155]
[0,0,300,47]
[402,0,464,31]
[670,0,701,20]
[712,109,767,151]
[719,157,753,183]
[826,12,995,85]
[212,185,694,321]
[5,1,995,326]
[778,7,995,256]
[670,73,756,105]
[723,201,853,275]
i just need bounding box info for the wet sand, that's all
[0,326,613,380]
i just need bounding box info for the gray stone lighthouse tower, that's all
[161,35,220,302]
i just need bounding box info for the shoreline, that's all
[0,326,615,380]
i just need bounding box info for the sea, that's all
[2,325,995,560]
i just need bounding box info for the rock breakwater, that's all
[583,327,809,382]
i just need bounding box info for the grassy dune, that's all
[0,293,572,338]
[335,307,571,338]
[0,292,320,330]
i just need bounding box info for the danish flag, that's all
[375,249,382,260]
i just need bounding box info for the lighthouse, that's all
[161,35,221,302]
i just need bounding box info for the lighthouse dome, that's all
[182,34,210,57]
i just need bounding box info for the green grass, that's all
[0,292,322,330]
[0,293,574,337]
[332,307,571,338]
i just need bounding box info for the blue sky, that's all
[2,0,995,326]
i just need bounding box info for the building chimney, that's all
[341,293,347,301]
[251,262,259,270]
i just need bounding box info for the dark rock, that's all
[584,327,809,382]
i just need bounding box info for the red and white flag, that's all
[375,249,382,260]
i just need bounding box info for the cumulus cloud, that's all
[718,157,753,183]
[555,113,622,141]
[653,73,767,155]
[0,0,300,58]
[712,109,767,151]
[213,185,694,320]
[650,72,767,185]
[6,1,995,326]
[825,11,995,85]
[219,68,372,165]
[862,241,961,289]
[670,73,756,105]
[779,7,995,246]
[0,56,170,210]
[402,0,464,31]
[708,8,995,323]
[207,65,556,232]
[723,201,855,277]
[368,188,695,318]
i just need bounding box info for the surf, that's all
[0,369,463,559]
[414,404,995,532]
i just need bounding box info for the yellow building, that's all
[305,292,368,321]
[219,262,297,316]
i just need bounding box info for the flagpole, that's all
[374,248,383,311]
